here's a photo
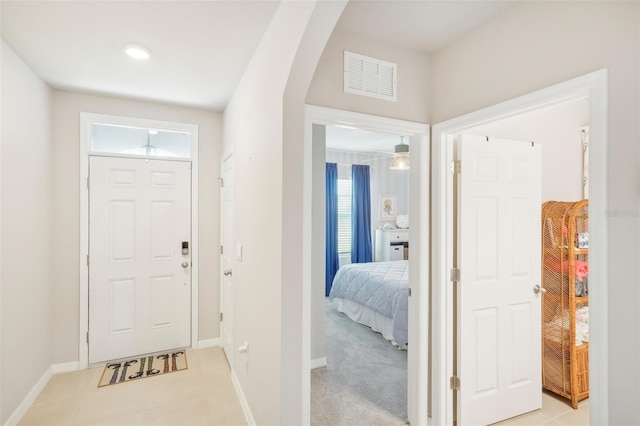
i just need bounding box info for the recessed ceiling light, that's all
[125,44,152,60]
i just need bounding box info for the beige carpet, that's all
[98,351,188,387]
[311,299,408,426]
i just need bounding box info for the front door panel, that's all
[89,156,191,363]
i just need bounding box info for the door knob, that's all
[181,261,189,268]
[533,285,547,294]
[224,269,232,276]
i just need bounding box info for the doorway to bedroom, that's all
[315,124,411,424]
[304,106,429,425]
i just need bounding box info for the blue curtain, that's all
[325,163,339,296]
[351,164,373,263]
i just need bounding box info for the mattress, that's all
[329,260,409,349]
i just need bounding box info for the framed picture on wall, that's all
[379,194,397,221]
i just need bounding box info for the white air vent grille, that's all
[344,51,397,102]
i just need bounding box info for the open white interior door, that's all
[456,135,542,425]
[220,155,234,364]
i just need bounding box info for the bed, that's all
[328,260,408,349]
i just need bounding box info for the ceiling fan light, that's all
[390,155,410,170]
[394,143,409,154]
[390,136,410,170]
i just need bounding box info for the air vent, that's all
[344,51,397,102]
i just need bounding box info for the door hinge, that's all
[408,288,412,297]
[450,268,460,282]
[450,160,461,174]
[220,313,224,322]
[220,245,224,255]
[87,254,90,267]
[86,332,89,344]
[218,177,224,188]
[450,375,460,390]
[87,177,90,190]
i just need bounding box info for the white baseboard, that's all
[231,368,255,426]
[51,361,79,375]
[197,338,220,349]
[310,357,327,369]
[4,366,52,426]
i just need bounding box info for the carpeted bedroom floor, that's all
[311,298,408,426]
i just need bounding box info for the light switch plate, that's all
[236,244,243,262]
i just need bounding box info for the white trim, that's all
[3,367,52,426]
[303,105,430,426]
[190,125,200,357]
[310,357,327,370]
[197,338,221,349]
[50,362,80,375]
[219,152,234,369]
[431,69,608,425]
[88,152,192,163]
[231,368,256,426]
[79,112,200,368]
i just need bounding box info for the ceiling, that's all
[1,1,514,112]
[1,1,280,111]
[336,0,514,54]
[325,125,405,156]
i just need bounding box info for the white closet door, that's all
[457,135,542,425]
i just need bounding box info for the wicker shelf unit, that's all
[541,199,589,409]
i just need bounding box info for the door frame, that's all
[303,105,430,425]
[431,69,609,424]
[219,151,234,367]
[78,112,200,368]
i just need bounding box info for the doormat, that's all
[98,351,188,387]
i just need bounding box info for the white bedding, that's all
[329,260,408,349]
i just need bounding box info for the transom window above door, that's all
[91,122,191,159]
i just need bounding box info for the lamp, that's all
[390,136,410,170]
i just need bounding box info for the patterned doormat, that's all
[98,351,188,387]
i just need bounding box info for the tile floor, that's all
[492,391,589,425]
[18,346,588,426]
[17,347,247,426]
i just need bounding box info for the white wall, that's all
[468,99,589,202]
[429,2,639,423]
[307,26,430,124]
[1,40,53,424]
[222,1,345,423]
[50,90,222,364]
[281,3,348,422]
[222,3,317,424]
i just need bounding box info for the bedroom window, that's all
[337,178,352,254]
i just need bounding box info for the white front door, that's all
[220,155,234,364]
[457,135,542,425]
[89,156,192,363]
